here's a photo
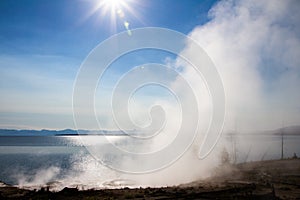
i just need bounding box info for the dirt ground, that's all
[0,159,299,199]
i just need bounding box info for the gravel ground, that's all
[0,158,299,199]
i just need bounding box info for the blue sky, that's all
[1,0,299,131]
[0,0,216,57]
[0,0,218,129]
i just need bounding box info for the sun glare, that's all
[93,0,136,34]
[95,0,130,18]
[102,0,124,9]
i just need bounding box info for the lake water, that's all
[0,135,299,189]
[0,137,84,187]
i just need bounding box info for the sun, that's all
[102,0,124,10]
[83,0,140,34]
[90,0,137,33]
[95,0,131,19]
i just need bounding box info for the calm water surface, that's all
[0,135,299,186]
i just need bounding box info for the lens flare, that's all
[93,0,136,35]
[101,0,125,11]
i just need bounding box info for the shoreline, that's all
[1,158,300,199]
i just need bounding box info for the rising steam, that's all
[14,0,300,190]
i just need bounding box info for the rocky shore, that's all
[0,159,299,199]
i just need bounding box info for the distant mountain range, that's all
[273,125,300,135]
[0,129,126,136]
[226,125,300,136]
[0,125,299,136]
